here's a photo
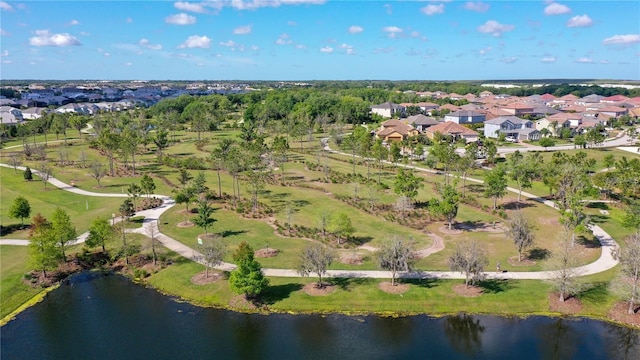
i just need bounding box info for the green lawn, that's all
[0,246,44,319]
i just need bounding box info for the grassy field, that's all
[1,125,636,326]
[146,257,620,320]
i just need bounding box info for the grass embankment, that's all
[147,259,620,320]
[0,246,45,320]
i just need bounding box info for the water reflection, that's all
[443,313,485,356]
[1,275,639,360]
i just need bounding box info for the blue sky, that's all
[1,0,639,80]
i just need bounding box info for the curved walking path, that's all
[0,152,621,280]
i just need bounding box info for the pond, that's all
[1,273,639,360]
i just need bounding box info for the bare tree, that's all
[611,232,640,314]
[393,196,414,220]
[376,237,415,286]
[546,229,583,302]
[296,244,336,288]
[8,154,22,174]
[318,210,330,240]
[449,240,488,287]
[88,162,106,187]
[505,211,535,262]
[38,162,52,190]
[198,235,226,278]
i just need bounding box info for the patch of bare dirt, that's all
[378,281,410,294]
[452,284,483,297]
[340,252,364,265]
[255,248,279,258]
[191,271,223,285]
[438,225,463,235]
[609,302,640,328]
[539,217,561,226]
[548,293,583,315]
[507,256,537,266]
[302,282,336,296]
[177,221,194,228]
[229,295,258,310]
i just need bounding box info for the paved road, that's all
[0,150,621,280]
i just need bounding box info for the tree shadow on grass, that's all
[586,202,610,210]
[330,277,370,292]
[577,282,609,305]
[501,201,535,210]
[467,184,485,194]
[588,214,608,224]
[219,230,247,238]
[0,224,27,236]
[403,277,440,289]
[528,247,551,260]
[577,235,602,249]
[259,283,303,305]
[478,279,512,294]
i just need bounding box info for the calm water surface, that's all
[1,273,639,360]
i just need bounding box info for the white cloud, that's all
[79,32,90,36]
[2,60,12,64]
[421,4,444,15]
[339,43,355,55]
[251,45,259,51]
[0,1,13,11]
[384,4,392,15]
[320,46,334,53]
[1,50,8,57]
[0,28,8,36]
[501,57,518,64]
[139,38,163,50]
[125,62,133,66]
[544,2,570,15]
[29,30,81,46]
[477,20,514,37]
[275,33,292,45]
[541,56,557,63]
[233,25,252,35]
[602,34,640,46]
[174,1,207,13]
[479,46,492,55]
[288,21,297,26]
[575,57,593,63]
[178,35,211,48]
[383,26,403,38]
[463,1,489,12]
[126,17,133,24]
[567,14,593,28]
[68,19,80,26]
[165,13,196,25]
[348,25,363,34]
[600,60,609,64]
[373,47,395,54]
[224,0,326,11]
[220,40,237,47]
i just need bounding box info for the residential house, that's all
[547,112,583,128]
[600,95,630,103]
[484,116,540,141]
[405,114,439,132]
[21,107,49,120]
[499,103,534,116]
[375,119,419,142]
[0,106,23,121]
[424,122,479,143]
[597,106,628,118]
[0,112,24,126]
[370,102,406,118]
[536,116,572,137]
[444,110,486,124]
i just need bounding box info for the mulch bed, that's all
[507,256,536,267]
[438,226,463,235]
[255,248,279,258]
[378,281,410,294]
[452,284,483,297]
[302,282,336,296]
[548,293,583,315]
[339,253,364,265]
[191,271,223,285]
[176,221,194,228]
[608,302,640,328]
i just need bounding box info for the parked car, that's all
[505,136,517,143]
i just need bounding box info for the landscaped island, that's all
[1,82,639,328]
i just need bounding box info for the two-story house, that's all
[444,110,486,124]
[370,102,406,118]
[484,116,540,141]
